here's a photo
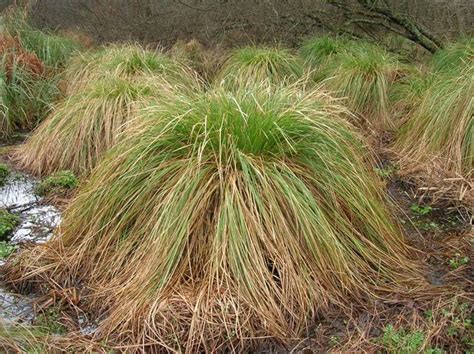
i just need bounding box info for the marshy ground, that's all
[0,5,472,353]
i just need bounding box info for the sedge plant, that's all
[63,44,198,95]
[215,46,303,90]
[317,43,404,130]
[0,56,59,138]
[395,63,473,177]
[14,74,197,175]
[431,38,473,73]
[6,84,425,351]
[299,35,353,68]
[390,66,434,118]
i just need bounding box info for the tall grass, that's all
[64,44,198,95]
[0,320,43,352]
[14,75,193,175]
[432,38,473,73]
[299,36,353,67]
[215,46,303,90]
[317,44,403,129]
[169,39,225,83]
[395,63,473,176]
[4,8,80,69]
[390,67,434,117]
[7,84,424,351]
[0,48,59,138]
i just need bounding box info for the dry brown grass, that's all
[4,85,430,352]
[0,33,44,80]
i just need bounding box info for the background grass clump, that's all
[63,44,199,95]
[395,63,473,177]
[431,38,473,73]
[0,9,79,139]
[3,8,80,70]
[215,46,303,90]
[6,84,424,351]
[0,38,60,138]
[315,43,404,130]
[0,163,10,186]
[14,75,181,175]
[299,36,353,67]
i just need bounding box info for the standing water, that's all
[0,170,61,324]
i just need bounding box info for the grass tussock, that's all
[215,46,303,90]
[395,63,473,181]
[299,36,353,67]
[390,67,434,117]
[6,85,425,351]
[0,320,44,353]
[317,44,403,130]
[14,75,192,176]
[64,44,199,95]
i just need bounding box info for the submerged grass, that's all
[215,46,303,90]
[317,43,403,130]
[6,84,425,351]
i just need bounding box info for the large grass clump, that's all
[299,36,353,67]
[317,44,403,129]
[215,46,303,90]
[14,75,193,175]
[64,44,199,95]
[7,85,424,350]
[15,43,202,175]
[395,63,473,177]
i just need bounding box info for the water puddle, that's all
[0,174,38,207]
[0,171,61,324]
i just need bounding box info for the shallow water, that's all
[0,172,61,323]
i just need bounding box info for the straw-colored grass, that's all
[14,74,195,176]
[318,44,403,130]
[390,67,433,118]
[215,46,303,90]
[169,39,225,83]
[6,84,425,351]
[64,44,198,95]
[0,320,45,352]
[395,63,473,177]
